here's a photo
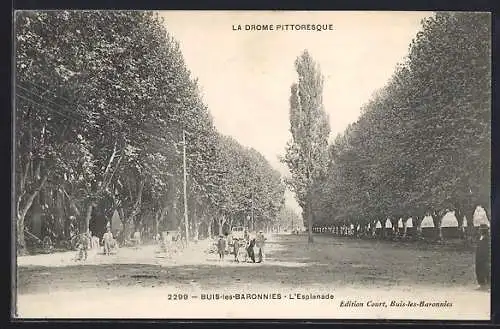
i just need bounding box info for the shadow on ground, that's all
[17,234,478,295]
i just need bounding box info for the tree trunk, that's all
[118,207,132,243]
[83,202,94,234]
[380,219,385,239]
[163,206,169,232]
[56,188,65,242]
[154,207,163,236]
[128,180,145,228]
[31,194,42,238]
[167,175,178,230]
[155,216,160,236]
[455,208,465,239]
[468,207,476,242]
[483,205,491,223]
[415,216,422,229]
[16,172,50,255]
[410,216,420,240]
[307,202,314,243]
[390,217,399,238]
[210,217,215,238]
[17,214,27,256]
[218,217,225,235]
[431,213,443,241]
[190,204,198,240]
[194,221,201,241]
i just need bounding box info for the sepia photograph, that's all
[13,10,491,319]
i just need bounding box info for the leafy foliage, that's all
[311,12,491,233]
[15,11,286,253]
[282,50,331,242]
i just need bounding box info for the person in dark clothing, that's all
[246,238,256,263]
[217,235,227,261]
[475,224,490,290]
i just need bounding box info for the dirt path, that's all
[15,234,490,319]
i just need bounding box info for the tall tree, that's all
[282,50,330,243]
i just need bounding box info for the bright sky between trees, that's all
[160,11,433,214]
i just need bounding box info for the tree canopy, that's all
[310,12,491,236]
[15,10,286,254]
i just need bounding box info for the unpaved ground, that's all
[15,234,490,319]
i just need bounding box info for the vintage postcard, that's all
[13,10,491,320]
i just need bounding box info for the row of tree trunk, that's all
[18,187,242,254]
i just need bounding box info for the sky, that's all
[159,11,433,214]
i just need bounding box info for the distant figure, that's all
[76,232,90,261]
[246,238,256,263]
[256,230,267,263]
[173,231,183,248]
[235,239,248,263]
[103,227,114,256]
[133,231,141,246]
[42,236,53,251]
[91,234,100,249]
[233,239,241,262]
[160,231,170,252]
[475,224,490,290]
[223,231,230,252]
[217,235,227,261]
[116,230,123,246]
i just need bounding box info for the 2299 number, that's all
[167,294,189,300]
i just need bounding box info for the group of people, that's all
[155,230,186,254]
[75,223,117,261]
[216,229,267,263]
